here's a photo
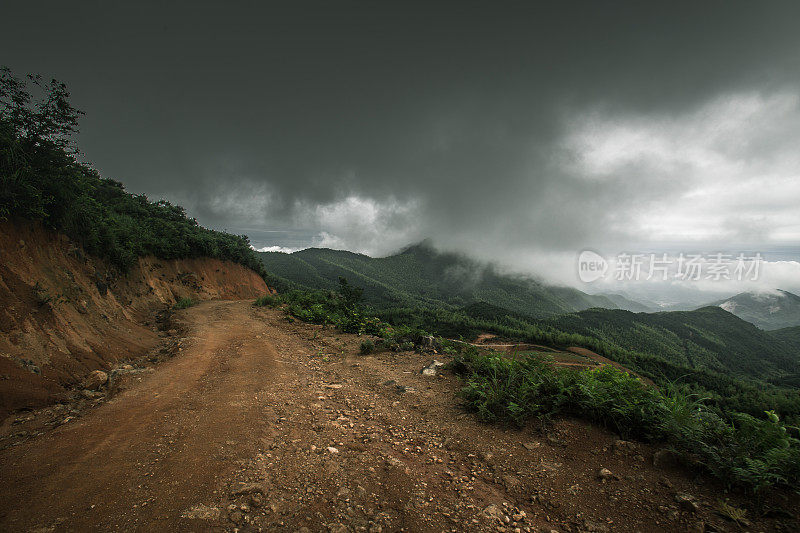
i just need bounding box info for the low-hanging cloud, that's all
[4,2,800,295]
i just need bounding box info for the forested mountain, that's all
[260,243,628,317]
[595,292,655,312]
[770,326,800,354]
[704,289,800,330]
[542,306,800,380]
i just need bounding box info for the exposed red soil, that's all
[0,220,269,417]
[1,301,796,532]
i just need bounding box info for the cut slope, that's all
[0,220,269,417]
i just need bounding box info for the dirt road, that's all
[0,301,788,532]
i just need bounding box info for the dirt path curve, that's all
[1,301,785,532]
[0,300,284,531]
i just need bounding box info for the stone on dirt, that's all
[597,468,615,481]
[230,482,265,497]
[675,492,699,512]
[83,370,108,390]
[181,504,221,520]
[421,359,445,376]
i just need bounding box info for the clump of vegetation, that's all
[253,294,282,308]
[716,500,749,526]
[0,68,269,277]
[452,347,800,493]
[359,339,374,355]
[173,297,195,310]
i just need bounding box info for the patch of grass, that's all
[173,297,195,310]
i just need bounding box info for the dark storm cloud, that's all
[4,1,800,277]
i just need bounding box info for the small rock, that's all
[181,504,220,520]
[228,510,244,524]
[483,504,506,523]
[83,370,108,390]
[421,359,445,376]
[674,492,699,513]
[230,482,265,496]
[612,439,636,454]
[327,446,339,454]
[597,468,615,481]
[249,493,263,508]
[583,520,610,533]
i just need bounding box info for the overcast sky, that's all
[4,1,800,292]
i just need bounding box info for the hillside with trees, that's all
[0,68,267,278]
[258,243,646,317]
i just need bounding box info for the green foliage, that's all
[360,339,375,355]
[453,347,800,492]
[0,68,269,278]
[173,297,195,310]
[253,294,282,308]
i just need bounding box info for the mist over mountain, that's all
[707,289,800,330]
[258,242,650,318]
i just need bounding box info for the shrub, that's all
[254,294,282,307]
[173,297,194,309]
[360,339,375,355]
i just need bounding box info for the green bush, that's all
[173,297,195,310]
[360,339,375,355]
[254,294,282,307]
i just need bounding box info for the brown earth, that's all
[0,220,269,417]
[1,300,796,532]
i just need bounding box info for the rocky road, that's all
[0,301,787,532]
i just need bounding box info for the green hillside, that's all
[542,306,800,380]
[259,243,623,317]
[770,325,800,353]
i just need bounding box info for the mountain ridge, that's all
[259,243,635,318]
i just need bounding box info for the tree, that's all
[338,276,363,307]
[0,67,84,153]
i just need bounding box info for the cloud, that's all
[296,196,423,256]
[253,245,300,254]
[5,2,800,299]
[560,91,800,246]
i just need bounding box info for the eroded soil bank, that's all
[0,220,269,416]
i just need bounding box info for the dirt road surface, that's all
[0,301,791,532]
